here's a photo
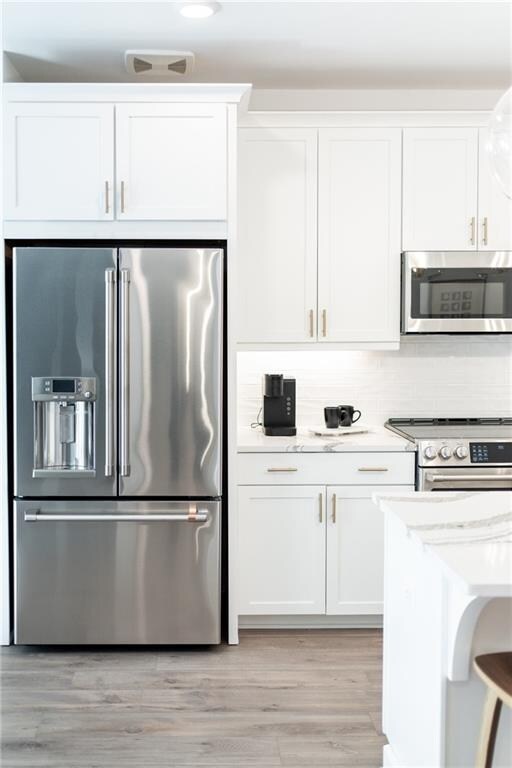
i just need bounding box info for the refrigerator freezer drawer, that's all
[14,500,221,645]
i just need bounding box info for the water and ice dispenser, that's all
[32,377,96,477]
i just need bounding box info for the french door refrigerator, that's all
[13,247,223,644]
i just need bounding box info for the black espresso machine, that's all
[262,374,296,436]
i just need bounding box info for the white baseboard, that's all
[238,614,383,630]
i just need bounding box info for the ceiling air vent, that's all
[125,50,195,77]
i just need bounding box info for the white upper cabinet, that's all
[237,485,326,615]
[115,103,227,221]
[237,128,318,342]
[478,128,512,251]
[317,128,402,343]
[4,103,114,221]
[402,128,479,251]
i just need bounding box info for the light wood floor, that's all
[0,629,385,767]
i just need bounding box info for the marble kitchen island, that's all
[374,491,512,767]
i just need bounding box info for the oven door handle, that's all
[426,473,512,483]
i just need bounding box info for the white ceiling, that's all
[3,1,511,89]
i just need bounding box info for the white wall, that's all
[0,13,10,645]
[237,340,512,431]
[249,89,504,112]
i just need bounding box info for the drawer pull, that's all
[266,467,299,473]
[358,467,389,472]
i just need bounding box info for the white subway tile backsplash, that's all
[237,341,512,429]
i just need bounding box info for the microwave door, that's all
[402,251,512,333]
[13,247,118,498]
[118,248,223,497]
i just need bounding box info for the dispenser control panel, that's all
[32,377,96,402]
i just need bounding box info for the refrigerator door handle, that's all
[105,268,116,477]
[120,268,130,476]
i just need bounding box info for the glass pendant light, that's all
[487,87,512,199]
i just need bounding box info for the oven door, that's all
[402,251,512,333]
[419,467,512,492]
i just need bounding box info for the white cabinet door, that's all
[402,128,478,251]
[237,128,318,342]
[478,128,512,250]
[317,129,401,343]
[4,103,114,221]
[116,103,227,220]
[326,486,413,615]
[237,486,326,615]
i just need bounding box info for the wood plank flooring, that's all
[0,629,385,767]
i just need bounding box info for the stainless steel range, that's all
[386,418,512,492]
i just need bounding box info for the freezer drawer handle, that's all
[24,510,209,523]
[120,268,131,477]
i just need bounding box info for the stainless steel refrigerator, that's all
[13,247,223,644]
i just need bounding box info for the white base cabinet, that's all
[326,486,405,615]
[237,452,414,618]
[237,486,326,615]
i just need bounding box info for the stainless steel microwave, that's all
[401,251,512,334]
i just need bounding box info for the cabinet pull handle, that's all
[482,216,488,246]
[332,493,337,523]
[105,180,110,214]
[319,493,323,523]
[121,180,126,213]
[358,467,389,472]
[322,309,327,337]
[266,467,298,473]
[309,309,314,338]
[470,216,476,245]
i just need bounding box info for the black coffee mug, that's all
[324,405,362,428]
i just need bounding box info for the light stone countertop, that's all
[237,425,414,453]
[374,491,512,597]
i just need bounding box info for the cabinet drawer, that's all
[237,452,415,486]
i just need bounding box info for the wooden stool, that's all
[473,652,512,768]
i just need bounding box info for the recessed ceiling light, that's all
[179,1,220,19]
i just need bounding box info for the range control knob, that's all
[423,445,437,460]
[439,445,452,460]
[455,445,468,459]
[83,391,92,399]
